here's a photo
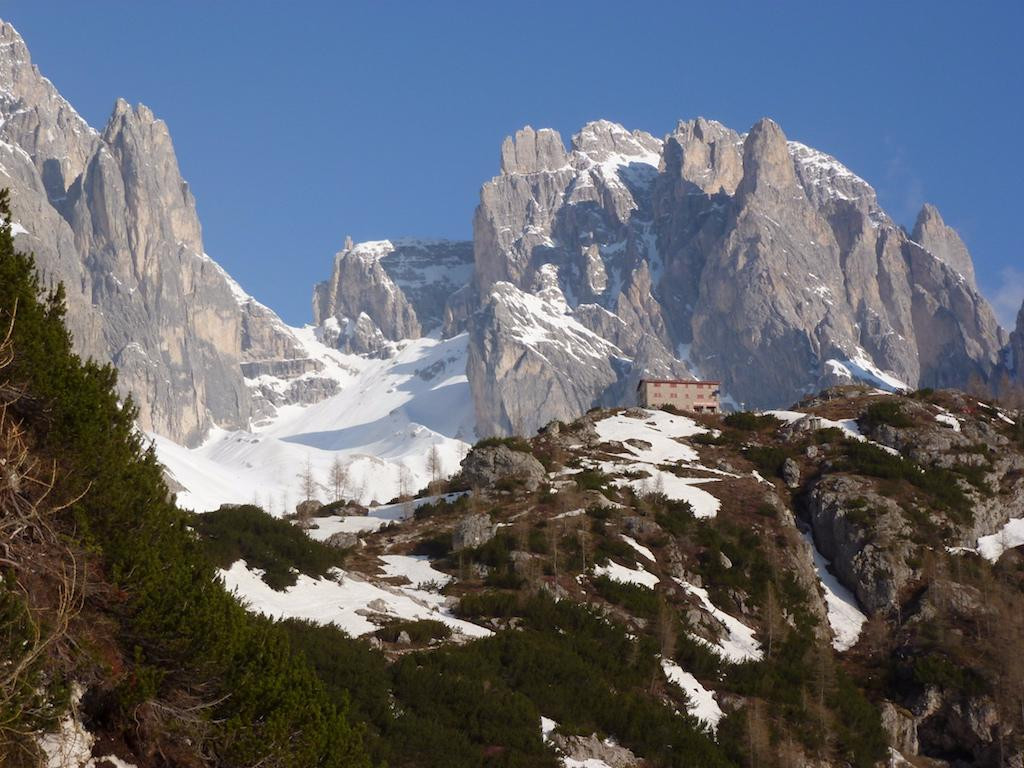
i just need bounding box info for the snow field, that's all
[153,332,475,512]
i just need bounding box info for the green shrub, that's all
[193,504,347,589]
[675,629,723,679]
[455,591,520,620]
[861,401,914,430]
[908,653,989,695]
[648,495,695,535]
[745,445,791,478]
[575,469,610,492]
[813,426,846,444]
[594,533,636,565]
[828,669,889,767]
[723,412,783,431]
[591,575,660,618]
[837,441,972,521]
[413,493,470,520]
[412,532,452,559]
[475,435,533,453]
[375,619,452,644]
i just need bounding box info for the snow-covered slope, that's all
[152,329,475,511]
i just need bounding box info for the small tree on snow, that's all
[298,457,320,503]
[427,443,443,486]
[327,456,349,502]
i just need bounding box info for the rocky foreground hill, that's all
[193,385,1024,767]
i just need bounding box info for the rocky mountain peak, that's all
[911,202,977,288]
[737,117,801,202]
[499,126,568,175]
[0,21,97,201]
[98,97,204,257]
[663,117,744,195]
[570,120,662,167]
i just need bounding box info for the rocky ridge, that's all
[1,15,1018,464]
[0,21,338,445]
[463,116,1007,437]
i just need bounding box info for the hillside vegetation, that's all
[0,190,369,767]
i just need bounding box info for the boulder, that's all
[459,444,546,491]
[295,499,324,518]
[325,531,359,550]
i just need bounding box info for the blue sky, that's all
[5,1,1023,326]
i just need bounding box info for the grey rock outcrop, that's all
[467,115,1006,436]
[468,120,691,435]
[459,443,546,492]
[782,457,801,489]
[880,701,919,757]
[313,239,420,349]
[805,475,915,615]
[549,733,639,768]
[452,512,496,551]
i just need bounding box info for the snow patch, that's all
[593,409,722,518]
[220,560,490,639]
[803,532,867,651]
[825,351,908,393]
[977,518,1024,562]
[661,659,723,731]
[674,579,762,662]
[153,333,475,511]
[620,534,655,562]
[593,560,659,589]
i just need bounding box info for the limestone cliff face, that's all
[60,99,253,444]
[467,116,1006,435]
[0,21,316,446]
